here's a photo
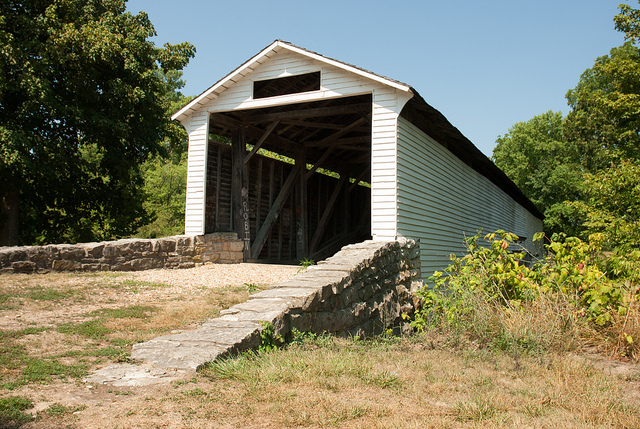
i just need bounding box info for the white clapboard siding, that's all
[370,88,413,240]
[396,116,543,281]
[180,44,412,236]
[184,111,210,235]
[194,50,397,114]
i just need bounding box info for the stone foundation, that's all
[0,233,244,274]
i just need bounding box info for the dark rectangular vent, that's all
[253,71,321,99]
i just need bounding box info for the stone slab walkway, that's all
[84,239,420,386]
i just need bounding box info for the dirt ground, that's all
[0,264,300,428]
[1,264,639,428]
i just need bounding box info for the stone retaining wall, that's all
[130,238,421,370]
[0,233,244,274]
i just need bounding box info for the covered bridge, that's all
[172,40,544,279]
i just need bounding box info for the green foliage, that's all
[258,321,284,352]
[297,257,316,273]
[0,396,34,428]
[0,0,195,244]
[565,42,640,171]
[569,159,640,248]
[135,153,187,238]
[494,4,640,246]
[244,282,259,294]
[492,112,583,237]
[413,230,640,356]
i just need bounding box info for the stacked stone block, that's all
[130,238,421,371]
[0,233,244,274]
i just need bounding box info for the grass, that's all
[0,396,34,428]
[0,269,638,428]
[184,334,639,428]
[0,272,259,395]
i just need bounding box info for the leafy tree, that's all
[571,159,640,248]
[492,112,582,236]
[494,3,640,245]
[136,152,187,238]
[564,42,640,171]
[0,0,195,245]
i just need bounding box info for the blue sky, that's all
[126,0,629,156]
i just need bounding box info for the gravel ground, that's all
[126,262,300,289]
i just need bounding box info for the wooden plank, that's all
[348,165,371,192]
[305,146,336,180]
[256,158,263,229]
[305,117,366,148]
[242,103,370,124]
[244,120,279,164]
[268,161,275,260]
[216,146,222,230]
[309,172,348,255]
[295,149,308,260]
[231,128,250,260]
[278,164,283,261]
[250,162,302,259]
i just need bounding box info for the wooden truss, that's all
[206,94,373,262]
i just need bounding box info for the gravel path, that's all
[125,263,300,289]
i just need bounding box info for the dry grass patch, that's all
[0,269,275,395]
[1,266,638,428]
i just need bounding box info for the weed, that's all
[0,327,47,341]
[108,389,133,396]
[244,282,259,294]
[173,377,198,387]
[26,285,75,301]
[365,370,401,389]
[184,387,207,398]
[44,403,86,416]
[454,396,498,422]
[57,320,111,339]
[121,279,168,289]
[0,292,20,310]
[0,396,34,428]
[257,321,284,352]
[88,305,158,319]
[297,257,315,273]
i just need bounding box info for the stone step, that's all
[84,238,420,386]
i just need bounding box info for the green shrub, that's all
[413,230,640,359]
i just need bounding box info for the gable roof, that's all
[171,40,412,122]
[172,40,543,220]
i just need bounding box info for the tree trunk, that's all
[0,191,19,246]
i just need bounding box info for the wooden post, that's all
[232,128,250,260]
[295,149,308,260]
[309,172,348,255]
[250,163,302,259]
[215,146,222,231]
[342,166,350,236]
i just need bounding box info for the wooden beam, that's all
[309,172,348,255]
[349,165,371,192]
[242,103,370,124]
[244,120,279,164]
[301,137,370,149]
[304,118,367,148]
[215,146,222,230]
[256,158,263,229]
[295,149,308,260]
[210,113,328,166]
[250,163,302,259]
[231,128,250,260]
[305,146,336,180]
